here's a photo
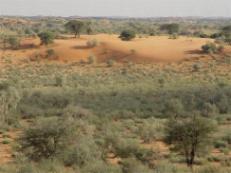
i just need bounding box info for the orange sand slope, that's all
[1,34,227,63]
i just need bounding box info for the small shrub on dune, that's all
[38,31,55,45]
[106,59,115,67]
[169,34,179,39]
[119,30,136,41]
[201,42,224,54]
[46,49,57,59]
[86,39,99,48]
[88,55,97,64]
[6,35,21,49]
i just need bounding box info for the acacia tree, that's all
[65,20,85,38]
[165,114,216,168]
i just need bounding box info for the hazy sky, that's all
[0,0,231,17]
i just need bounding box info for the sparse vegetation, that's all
[0,16,231,173]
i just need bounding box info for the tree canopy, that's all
[65,20,85,38]
[165,114,216,168]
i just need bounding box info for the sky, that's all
[0,0,231,17]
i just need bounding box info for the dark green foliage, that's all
[38,31,55,45]
[201,42,224,54]
[65,20,85,38]
[119,30,136,41]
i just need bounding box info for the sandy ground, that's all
[0,34,223,64]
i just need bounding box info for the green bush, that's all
[86,39,99,48]
[121,158,153,173]
[201,42,224,54]
[88,55,97,64]
[38,31,55,45]
[46,49,56,59]
[81,160,122,173]
[113,138,140,158]
[119,30,136,41]
[7,35,21,49]
[107,59,115,67]
[20,117,75,160]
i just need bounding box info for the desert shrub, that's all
[18,88,72,117]
[45,49,56,59]
[200,103,218,117]
[134,148,157,165]
[88,55,97,64]
[154,161,184,173]
[81,160,122,173]
[192,63,203,72]
[169,34,179,39]
[224,36,231,45]
[63,105,92,119]
[6,35,21,49]
[16,163,35,173]
[197,165,223,173]
[201,42,216,54]
[119,30,136,41]
[20,117,75,160]
[38,31,55,45]
[63,135,101,167]
[107,59,115,67]
[214,140,227,149]
[113,138,140,158]
[223,132,231,145]
[121,158,153,173]
[137,119,164,142]
[86,39,99,48]
[163,98,184,118]
[54,75,65,87]
[201,42,224,54]
[0,80,20,126]
[210,33,223,39]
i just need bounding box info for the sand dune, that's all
[0,34,224,63]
